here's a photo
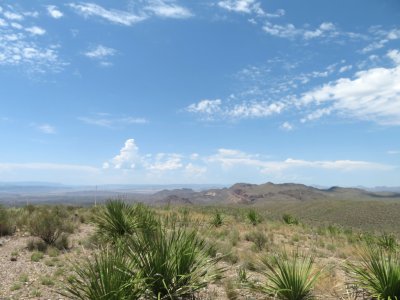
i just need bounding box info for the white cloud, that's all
[34,124,56,134]
[104,139,184,172]
[187,99,222,115]
[147,153,183,171]
[3,11,23,21]
[227,101,285,118]
[11,22,22,29]
[68,3,146,26]
[186,99,285,120]
[263,21,337,40]
[218,0,264,15]
[387,49,400,65]
[280,121,293,131]
[339,65,352,73]
[25,26,46,35]
[47,5,63,19]
[144,0,193,19]
[185,163,207,175]
[207,148,393,173]
[79,114,148,128]
[300,63,400,125]
[0,163,98,173]
[108,139,141,169]
[84,45,116,59]
[362,28,400,53]
[300,107,333,123]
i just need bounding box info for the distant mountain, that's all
[0,182,399,206]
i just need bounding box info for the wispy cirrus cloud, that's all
[68,1,193,25]
[79,113,148,128]
[144,0,193,19]
[186,98,285,120]
[68,3,147,25]
[31,123,56,134]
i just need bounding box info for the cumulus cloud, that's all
[108,139,141,169]
[104,139,184,172]
[68,3,146,26]
[47,5,63,19]
[299,62,400,125]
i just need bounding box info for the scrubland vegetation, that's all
[1,201,400,299]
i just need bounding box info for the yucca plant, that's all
[247,209,262,226]
[94,200,157,242]
[378,233,398,252]
[125,222,220,299]
[63,246,145,300]
[255,250,322,300]
[346,244,400,299]
[211,212,223,227]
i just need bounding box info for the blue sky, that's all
[0,0,399,186]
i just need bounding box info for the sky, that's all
[0,0,399,187]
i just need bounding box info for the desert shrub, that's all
[125,222,221,299]
[27,238,48,252]
[346,245,400,299]
[254,251,322,300]
[63,246,145,300]
[245,230,268,251]
[247,209,262,226]
[0,205,15,236]
[211,212,223,227]
[282,214,299,225]
[29,208,64,245]
[54,233,69,250]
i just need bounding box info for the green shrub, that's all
[0,206,15,236]
[31,251,44,262]
[255,251,322,300]
[282,214,299,225]
[29,208,65,245]
[27,238,48,252]
[245,230,268,251]
[346,245,400,299]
